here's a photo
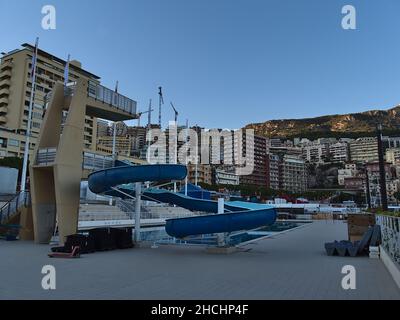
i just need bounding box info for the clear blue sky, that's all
[0,0,399,129]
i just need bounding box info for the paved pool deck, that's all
[0,220,399,300]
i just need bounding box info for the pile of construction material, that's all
[324,225,381,257]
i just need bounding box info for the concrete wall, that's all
[0,166,18,194]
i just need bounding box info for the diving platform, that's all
[27,79,138,244]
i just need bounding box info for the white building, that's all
[338,163,359,185]
[329,142,349,162]
[302,143,328,163]
[214,169,240,186]
[386,148,400,164]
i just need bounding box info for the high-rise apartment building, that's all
[126,126,147,158]
[279,154,307,193]
[0,43,101,158]
[231,132,269,187]
[266,153,279,190]
[349,137,378,163]
[302,142,329,163]
[329,142,349,162]
[96,119,109,137]
[186,163,212,185]
[96,136,132,157]
[386,148,400,165]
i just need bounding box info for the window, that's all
[8,139,19,147]
[33,112,42,119]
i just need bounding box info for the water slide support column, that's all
[134,182,141,243]
[217,198,226,247]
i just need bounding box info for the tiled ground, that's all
[1,220,399,299]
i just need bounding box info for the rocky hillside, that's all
[245,105,400,139]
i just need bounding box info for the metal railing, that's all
[87,80,136,116]
[36,148,57,165]
[377,215,400,266]
[0,191,31,224]
[44,80,137,116]
[116,199,202,220]
[36,149,115,171]
[83,152,114,171]
[116,199,136,218]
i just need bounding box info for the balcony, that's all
[0,87,9,97]
[0,115,6,124]
[0,97,8,106]
[0,106,7,114]
[0,69,12,80]
[0,78,10,89]
[0,60,13,71]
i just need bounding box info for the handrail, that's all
[87,80,137,115]
[0,191,31,224]
[44,80,137,116]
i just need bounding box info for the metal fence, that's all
[83,152,114,171]
[36,149,115,171]
[0,191,30,224]
[36,148,57,165]
[44,80,137,116]
[87,80,136,115]
[377,215,400,266]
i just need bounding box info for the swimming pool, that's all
[139,221,309,246]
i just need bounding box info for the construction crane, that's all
[137,104,154,127]
[170,102,178,123]
[147,99,152,128]
[170,102,179,193]
[158,87,164,128]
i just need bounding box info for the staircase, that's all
[0,191,30,225]
[79,203,131,221]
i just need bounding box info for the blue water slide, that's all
[88,164,277,238]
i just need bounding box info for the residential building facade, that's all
[349,137,378,163]
[0,43,101,159]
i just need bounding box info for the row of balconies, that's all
[0,97,8,107]
[0,106,8,114]
[0,69,12,80]
[0,60,13,71]
[0,77,10,89]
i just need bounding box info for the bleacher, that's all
[79,204,131,221]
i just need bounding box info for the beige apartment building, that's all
[187,163,212,185]
[279,154,307,193]
[0,43,100,158]
[349,137,378,163]
[96,136,133,157]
